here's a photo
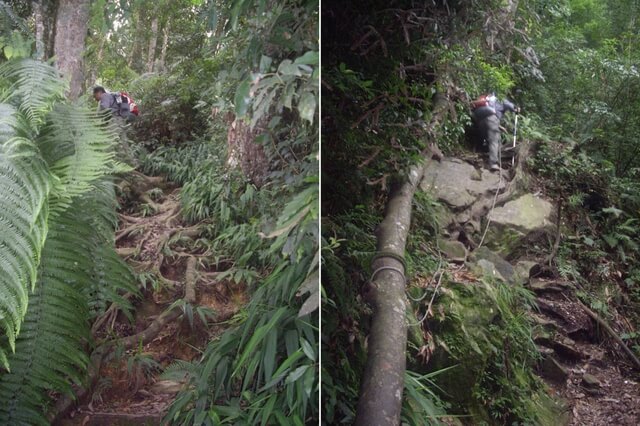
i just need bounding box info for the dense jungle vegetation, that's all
[322,0,640,424]
[0,0,318,424]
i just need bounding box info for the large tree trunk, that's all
[128,9,141,69]
[34,0,57,60]
[53,0,90,100]
[33,1,45,60]
[355,93,449,426]
[147,16,159,72]
[158,20,170,71]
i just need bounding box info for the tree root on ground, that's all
[51,253,200,423]
[574,297,640,371]
[52,173,214,423]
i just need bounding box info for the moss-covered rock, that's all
[423,279,565,425]
[484,194,554,257]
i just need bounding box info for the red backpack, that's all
[471,93,497,110]
[112,91,139,116]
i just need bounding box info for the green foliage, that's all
[155,0,320,423]
[0,59,137,422]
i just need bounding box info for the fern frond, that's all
[0,60,66,130]
[74,178,139,318]
[0,104,50,368]
[38,104,118,214]
[0,207,91,425]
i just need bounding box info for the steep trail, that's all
[57,172,246,425]
[420,145,640,425]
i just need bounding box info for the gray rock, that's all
[420,159,505,210]
[483,194,554,256]
[540,356,569,383]
[473,259,507,282]
[471,246,515,282]
[488,193,553,233]
[514,260,538,283]
[438,239,468,263]
[582,373,600,388]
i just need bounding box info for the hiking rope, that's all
[476,130,505,249]
[406,264,445,327]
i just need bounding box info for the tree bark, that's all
[33,1,45,60]
[147,15,159,72]
[34,0,57,60]
[355,93,449,426]
[354,166,424,426]
[158,20,170,71]
[128,8,141,69]
[53,0,90,100]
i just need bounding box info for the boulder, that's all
[470,246,515,283]
[514,260,538,283]
[484,194,554,256]
[420,158,505,211]
[438,239,468,263]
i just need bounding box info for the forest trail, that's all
[421,147,640,425]
[58,172,247,425]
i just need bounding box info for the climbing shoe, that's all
[490,164,500,172]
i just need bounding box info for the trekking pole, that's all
[511,114,518,167]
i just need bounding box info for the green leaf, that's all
[297,92,316,123]
[259,55,272,73]
[234,78,252,117]
[300,338,316,362]
[285,365,309,384]
[294,51,319,65]
[278,59,301,76]
[3,45,13,59]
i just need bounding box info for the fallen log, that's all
[355,91,448,426]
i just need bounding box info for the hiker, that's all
[93,86,135,163]
[471,93,519,171]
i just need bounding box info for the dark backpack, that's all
[111,91,139,116]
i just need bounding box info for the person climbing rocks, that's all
[471,93,520,172]
[93,85,135,163]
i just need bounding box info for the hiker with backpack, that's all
[93,86,139,163]
[471,93,520,172]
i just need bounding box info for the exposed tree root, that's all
[52,173,214,423]
[574,297,640,371]
[51,252,200,423]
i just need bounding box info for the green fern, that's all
[0,59,127,367]
[0,58,138,423]
[0,109,50,369]
[0,206,92,425]
[38,105,119,213]
[0,181,138,424]
[0,59,66,128]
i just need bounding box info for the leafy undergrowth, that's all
[59,172,249,424]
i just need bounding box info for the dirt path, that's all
[530,280,640,425]
[58,173,247,425]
